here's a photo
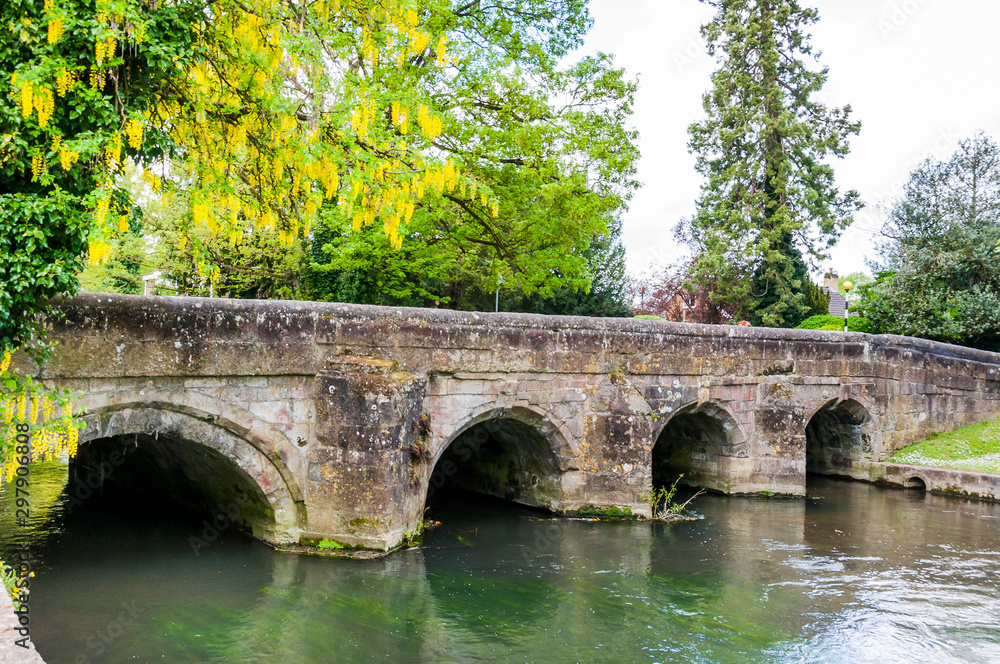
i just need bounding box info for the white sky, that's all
[580,0,1000,279]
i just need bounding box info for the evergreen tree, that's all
[802,278,831,318]
[748,233,810,327]
[686,0,861,327]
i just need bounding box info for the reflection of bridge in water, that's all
[40,293,1000,551]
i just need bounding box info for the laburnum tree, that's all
[686,0,861,327]
[4,0,456,342]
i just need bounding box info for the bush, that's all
[797,314,869,332]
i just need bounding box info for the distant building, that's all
[142,270,173,296]
[822,273,854,317]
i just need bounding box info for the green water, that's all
[4,468,1000,663]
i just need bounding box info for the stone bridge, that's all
[35,293,1000,551]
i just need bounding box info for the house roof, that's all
[824,288,857,318]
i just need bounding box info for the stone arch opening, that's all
[425,408,563,512]
[76,406,302,545]
[805,399,872,479]
[905,476,927,491]
[651,404,745,493]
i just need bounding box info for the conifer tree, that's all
[687,0,861,327]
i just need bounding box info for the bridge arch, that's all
[423,405,572,512]
[805,398,874,479]
[651,401,748,493]
[77,404,304,544]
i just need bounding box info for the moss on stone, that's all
[576,505,634,519]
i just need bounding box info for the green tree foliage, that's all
[503,218,633,317]
[1,0,188,352]
[302,0,639,309]
[802,278,830,318]
[35,1,638,315]
[748,233,810,327]
[854,133,1000,350]
[304,208,634,317]
[685,0,861,327]
[0,192,87,355]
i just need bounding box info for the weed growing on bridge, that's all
[643,475,704,520]
[317,539,347,551]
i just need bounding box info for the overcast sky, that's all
[580,0,1000,279]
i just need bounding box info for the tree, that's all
[633,221,737,324]
[802,278,830,318]
[504,217,633,317]
[8,0,637,311]
[303,0,639,309]
[855,133,1000,350]
[686,0,861,327]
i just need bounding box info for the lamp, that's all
[843,280,853,332]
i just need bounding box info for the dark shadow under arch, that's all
[426,414,562,512]
[77,406,303,544]
[73,433,278,542]
[652,403,745,492]
[806,399,872,478]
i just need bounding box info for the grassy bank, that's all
[889,418,1000,474]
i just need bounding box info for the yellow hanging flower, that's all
[47,16,64,44]
[31,154,47,181]
[56,69,74,96]
[60,149,80,171]
[34,87,54,128]
[125,117,143,150]
[19,83,32,118]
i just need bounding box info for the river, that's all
[3,463,1000,663]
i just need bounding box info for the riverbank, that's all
[888,417,1000,474]
[872,462,1000,502]
[869,416,1000,501]
[0,583,45,663]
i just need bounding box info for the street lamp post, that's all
[843,280,853,332]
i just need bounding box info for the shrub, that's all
[797,314,869,332]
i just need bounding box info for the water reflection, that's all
[3,469,1000,663]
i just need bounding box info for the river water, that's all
[3,463,1000,664]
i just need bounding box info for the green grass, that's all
[888,417,1000,474]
